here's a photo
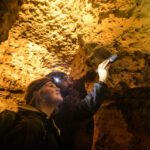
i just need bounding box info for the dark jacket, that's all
[0,105,61,150]
[54,81,107,150]
[0,81,107,150]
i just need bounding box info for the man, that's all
[46,60,109,150]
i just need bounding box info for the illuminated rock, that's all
[0,0,150,150]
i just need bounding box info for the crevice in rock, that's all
[0,88,5,91]
[109,86,150,100]
[7,89,24,94]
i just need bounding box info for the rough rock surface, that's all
[0,0,23,42]
[0,0,150,150]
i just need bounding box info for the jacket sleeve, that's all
[71,81,107,121]
[54,81,107,126]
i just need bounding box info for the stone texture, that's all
[0,0,150,150]
[0,0,23,42]
[93,99,150,150]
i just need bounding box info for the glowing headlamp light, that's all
[53,77,60,84]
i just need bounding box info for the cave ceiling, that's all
[0,0,149,105]
[0,0,150,150]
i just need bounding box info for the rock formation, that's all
[0,0,150,149]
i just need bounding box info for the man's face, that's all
[39,82,63,105]
[56,75,73,93]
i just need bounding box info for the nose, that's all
[68,79,72,85]
[67,79,73,88]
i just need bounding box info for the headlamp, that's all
[53,77,60,84]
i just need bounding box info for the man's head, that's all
[46,71,73,97]
[25,77,63,108]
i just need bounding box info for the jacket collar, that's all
[18,104,47,118]
[18,104,40,112]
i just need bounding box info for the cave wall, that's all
[70,1,150,150]
[0,0,23,42]
[0,0,150,150]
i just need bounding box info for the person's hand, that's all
[97,60,110,83]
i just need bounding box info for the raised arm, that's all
[71,80,107,121]
[57,60,109,122]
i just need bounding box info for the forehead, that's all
[58,75,67,79]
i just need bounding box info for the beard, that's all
[60,86,73,98]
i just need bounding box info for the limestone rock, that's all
[0,0,150,150]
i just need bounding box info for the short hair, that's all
[46,71,67,80]
[25,77,52,106]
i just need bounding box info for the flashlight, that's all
[96,54,118,72]
[108,54,118,63]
